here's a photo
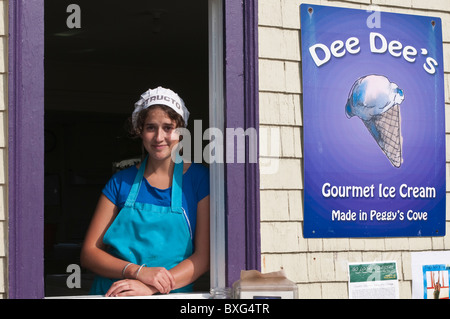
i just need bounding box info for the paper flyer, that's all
[411,251,450,299]
[348,261,399,299]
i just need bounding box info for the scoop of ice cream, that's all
[345,75,404,121]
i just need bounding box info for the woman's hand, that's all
[105,279,157,297]
[136,267,175,294]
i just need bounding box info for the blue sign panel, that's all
[301,4,446,238]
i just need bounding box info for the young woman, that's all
[81,87,210,296]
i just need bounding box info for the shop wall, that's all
[258,0,450,298]
[0,0,6,299]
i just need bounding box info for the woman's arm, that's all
[97,195,210,297]
[80,194,135,278]
[80,194,175,295]
[167,195,210,289]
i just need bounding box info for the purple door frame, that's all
[8,0,45,299]
[7,0,260,298]
[223,0,261,286]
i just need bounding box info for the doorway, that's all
[44,0,209,296]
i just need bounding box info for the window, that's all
[8,0,259,299]
[43,0,210,296]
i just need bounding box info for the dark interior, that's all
[44,0,209,296]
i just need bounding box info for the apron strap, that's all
[124,155,148,207]
[124,154,183,212]
[171,153,184,213]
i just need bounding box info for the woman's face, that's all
[140,107,180,162]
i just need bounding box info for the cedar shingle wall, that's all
[259,0,450,298]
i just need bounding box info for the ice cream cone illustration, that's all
[345,75,405,167]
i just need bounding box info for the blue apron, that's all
[89,155,194,295]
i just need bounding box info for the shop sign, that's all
[301,4,446,237]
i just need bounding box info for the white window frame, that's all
[208,0,226,290]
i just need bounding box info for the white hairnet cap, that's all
[132,86,190,128]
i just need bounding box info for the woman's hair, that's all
[128,104,185,138]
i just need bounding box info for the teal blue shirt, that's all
[102,163,209,238]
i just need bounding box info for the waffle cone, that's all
[363,105,402,167]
